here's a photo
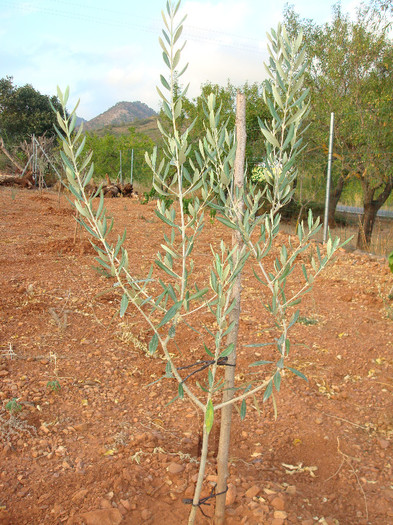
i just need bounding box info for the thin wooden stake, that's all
[214,91,246,525]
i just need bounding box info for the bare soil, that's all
[0,187,392,525]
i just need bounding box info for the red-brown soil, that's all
[0,187,392,525]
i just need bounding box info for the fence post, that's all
[323,112,335,243]
[130,149,134,185]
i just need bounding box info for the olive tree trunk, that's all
[327,174,346,227]
[357,177,393,251]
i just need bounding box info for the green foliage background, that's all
[84,127,155,186]
[0,76,62,146]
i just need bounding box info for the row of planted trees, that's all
[53,1,346,524]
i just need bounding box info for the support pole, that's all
[130,149,134,185]
[119,151,122,184]
[323,112,334,243]
[32,134,37,184]
[214,91,246,525]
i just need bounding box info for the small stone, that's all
[40,424,50,434]
[117,504,127,516]
[71,488,89,504]
[166,462,184,474]
[226,483,237,506]
[99,498,112,509]
[74,423,89,432]
[245,485,260,499]
[0,370,9,377]
[301,520,314,525]
[206,474,218,482]
[286,485,296,496]
[119,500,131,511]
[383,489,393,500]
[377,438,389,449]
[271,495,285,510]
[274,510,288,520]
[271,519,284,525]
[141,509,152,521]
[51,503,63,517]
[184,485,195,498]
[81,508,123,525]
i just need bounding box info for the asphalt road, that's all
[336,204,393,218]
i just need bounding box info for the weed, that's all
[47,379,61,392]
[297,316,318,326]
[377,285,393,320]
[5,398,22,414]
[49,307,68,332]
[142,187,157,204]
[130,446,198,465]
[143,188,192,216]
[1,343,18,360]
[0,408,36,446]
[116,322,150,356]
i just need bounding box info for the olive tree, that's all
[53,2,344,523]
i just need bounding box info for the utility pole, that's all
[323,112,334,243]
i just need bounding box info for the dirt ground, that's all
[0,187,392,525]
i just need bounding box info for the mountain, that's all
[83,101,157,131]
[75,115,87,127]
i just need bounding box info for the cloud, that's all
[174,1,270,98]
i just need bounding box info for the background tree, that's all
[284,3,393,248]
[84,127,155,187]
[160,80,270,174]
[0,76,62,146]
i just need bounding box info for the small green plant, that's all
[297,316,318,325]
[47,380,61,392]
[5,398,22,414]
[53,3,346,523]
[141,186,157,204]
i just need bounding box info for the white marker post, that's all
[323,112,335,243]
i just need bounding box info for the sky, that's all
[1,0,360,120]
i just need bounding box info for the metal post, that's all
[119,150,122,184]
[130,149,134,185]
[32,134,37,185]
[323,112,334,243]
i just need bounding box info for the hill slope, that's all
[84,101,157,131]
